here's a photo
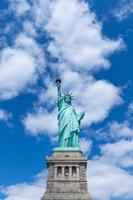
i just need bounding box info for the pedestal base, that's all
[41,150,92,200]
[42,192,91,200]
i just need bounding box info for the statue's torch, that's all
[55,77,62,87]
[55,78,62,97]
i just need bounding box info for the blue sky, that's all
[0,0,133,200]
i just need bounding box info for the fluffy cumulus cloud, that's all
[15,34,42,61]
[23,108,58,136]
[0,33,44,100]
[0,48,35,100]
[1,171,46,200]
[94,118,133,141]
[32,0,51,28]
[88,159,133,200]
[109,121,133,138]
[101,139,133,168]
[47,0,123,71]
[75,79,122,125]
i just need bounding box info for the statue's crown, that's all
[64,91,74,99]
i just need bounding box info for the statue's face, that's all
[64,95,71,104]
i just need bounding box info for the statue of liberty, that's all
[55,78,85,148]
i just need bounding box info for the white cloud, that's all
[23,108,58,136]
[89,117,133,142]
[38,82,57,107]
[101,139,133,168]
[32,0,51,28]
[47,0,123,71]
[15,33,44,67]
[0,48,36,100]
[88,160,133,200]
[87,129,133,200]
[109,121,133,138]
[80,138,92,154]
[0,109,12,121]
[0,34,45,100]
[1,171,46,200]
[113,0,133,21]
[77,79,122,125]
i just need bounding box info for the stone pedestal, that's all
[41,150,92,200]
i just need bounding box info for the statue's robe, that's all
[57,96,80,147]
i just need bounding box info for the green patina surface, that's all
[55,78,85,150]
[53,147,81,151]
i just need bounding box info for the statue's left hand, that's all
[77,111,85,122]
[80,111,85,119]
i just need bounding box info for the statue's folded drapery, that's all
[57,96,80,147]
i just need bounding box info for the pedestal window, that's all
[64,166,69,177]
[57,166,62,178]
[72,166,77,177]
